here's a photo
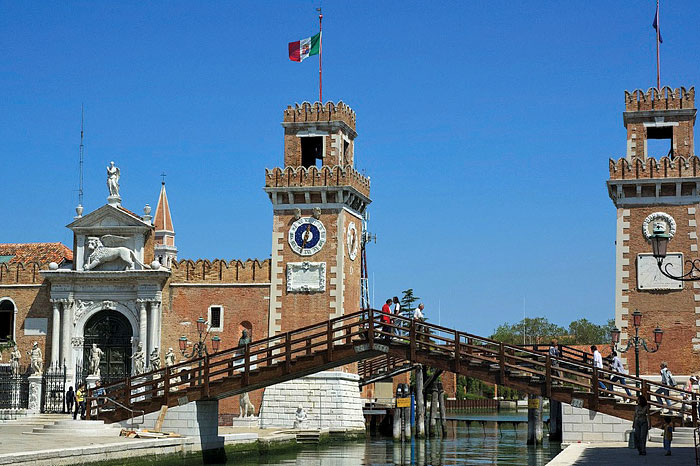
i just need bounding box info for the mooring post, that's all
[438,381,447,436]
[527,395,544,445]
[415,365,425,438]
[549,399,562,441]
[429,384,439,437]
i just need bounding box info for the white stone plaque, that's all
[637,253,684,290]
[287,262,326,292]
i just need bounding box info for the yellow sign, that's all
[396,397,411,408]
[528,398,540,409]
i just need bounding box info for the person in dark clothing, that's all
[65,386,75,414]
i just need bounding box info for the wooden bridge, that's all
[90,309,698,429]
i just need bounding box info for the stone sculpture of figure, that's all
[10,346,21,377]
[132,342,145,375]
[28,342,43,375]
[89,344,104,377]
[165,347,175,367]
[238,329,251,347]
[239,392,255,417]
[107,161,120,197]
[150,347,161,371]
[294,405,308,429]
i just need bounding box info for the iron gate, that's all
[0,365,29,410]
[41,362,66,413]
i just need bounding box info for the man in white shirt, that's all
[610,351,633,399]
[413,303,424,321]
[590,345,609,392]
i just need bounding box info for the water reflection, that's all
[229,418,561,466]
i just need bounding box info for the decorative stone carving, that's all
[102,300,117,310]
[28,382,39,413]
[239,392,255,417]
[73,300,93,325]
[89,344,104,377]
[10,346,21,377]
[85,236,147,271]
[71,337,85,348]
[642,212,676,241]
[150,347,161,371]
[27,342,43,375]
[107,161,120,197]
[287,262,326,292]
[294,208,302,221]
[132,342,146,375]
[294,405,308,429]
[165,348,175,367]
[312,207,321,219]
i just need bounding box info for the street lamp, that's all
[651,223,700,281]
[610,309,663,378]
[179,317,221,359]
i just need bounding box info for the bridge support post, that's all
[548,399,562,441]
[429,383,438,437]
[415,365,425,438]
[527,395,543,445]
[392,408,402,440]
[438,381,447,436]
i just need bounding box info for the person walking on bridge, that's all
[381,299,393,341]
[610,351,633,400]
[655,362,676,410]
[591,345,609,392]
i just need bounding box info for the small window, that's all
[0,299,15,342]
[301,137,323,168]
[208,305,223,331]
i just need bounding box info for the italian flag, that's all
[288,32,321,62]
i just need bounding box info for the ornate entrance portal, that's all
[83,310,132,384]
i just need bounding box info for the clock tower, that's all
[265,101,371,337]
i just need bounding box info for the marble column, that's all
[149,302,160,356]
[138,300,148,365]
[61,302,71,366]
[51,301,60,365]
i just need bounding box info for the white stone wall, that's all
[259,371,365,430]
[562,404,632,443]
[120,400,222,450]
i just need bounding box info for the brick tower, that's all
[154,181,177,267]
[607,86,699,375]
[265,102,371,337]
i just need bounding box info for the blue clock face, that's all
[288,217,327,256]
[294,223,321,249]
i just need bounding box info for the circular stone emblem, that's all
[347,222,358,261]
[642,212,677,241]
[288,217,326,256]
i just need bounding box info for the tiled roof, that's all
[117,205,143,220]
[154,183,174,232]
[0,243,73,264]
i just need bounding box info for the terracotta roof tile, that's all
[0,243,73,264]
[154,183,174,232]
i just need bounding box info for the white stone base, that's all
[230,416,259,428]
[259,371,365,430]
[0,409,28,420]
[562,404,632,444]
[120,400,222,450]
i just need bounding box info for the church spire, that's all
[154,181,177,267]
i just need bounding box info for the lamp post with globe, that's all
[610,309,663,378]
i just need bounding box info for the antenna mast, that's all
[78,105,85,207]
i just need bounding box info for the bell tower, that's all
[265,101,371,336]
[608,86,699,375]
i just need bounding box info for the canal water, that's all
[157,411,562,465]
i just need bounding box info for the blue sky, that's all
[2,1,699,336]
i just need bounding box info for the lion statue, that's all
[85,235,148,271]
[239,392,255,418]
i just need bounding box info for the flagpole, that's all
[656,0,661,89]
[318,7,323,103]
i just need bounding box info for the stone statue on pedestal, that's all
[10,346,21,377]
[89,344,104,377]
[150,347,161,371]
[27,342,43,375]
[165,348,175,367]
[107,161,120,197]
[294,405,308,429]
[132,342,145,375]
[239,392,255,417]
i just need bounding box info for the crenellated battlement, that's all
[609,155,700,180]
[283,101,356,130]
[0,262,48,285]
[169,258,271,283]
[624,86,695,112]
[264,164,370,198]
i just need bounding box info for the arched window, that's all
[0,299,15,342]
